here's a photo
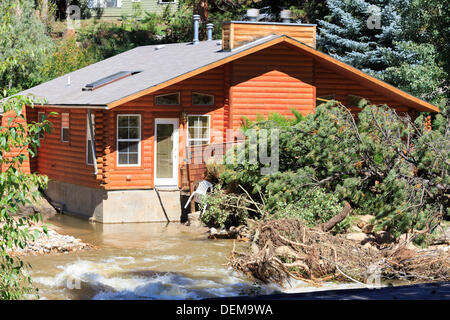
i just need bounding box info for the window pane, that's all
[129,127,139,139]
[128,141,138,153]
[192,93,214,106]
[118,153,128,165]
[62,128,69,142]
[119,141,129,153]
[118,128,128,140]
[155,93,179,105]
[118,116,128,127]
[202,126,209,139]
[129,116,139,127]
[128,153,138,165]
[188,128,195,139]
[188,116,197,127]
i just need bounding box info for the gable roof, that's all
[18,35,439,113]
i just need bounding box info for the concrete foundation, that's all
[45,181,182,223]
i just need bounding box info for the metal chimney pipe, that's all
[206,23,213,41]
[193,14,200,45]
[280,9,292,23]
[246,8,259,22]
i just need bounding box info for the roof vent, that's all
[193,14,200,45]
[280,10,292,23]
[246,9,260,22]
[155,45,166,50]
[82,71,142,91]
[206,23,214,41]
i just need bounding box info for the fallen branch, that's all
[320,201,351,232]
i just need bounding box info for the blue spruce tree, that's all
[318,0,446,104]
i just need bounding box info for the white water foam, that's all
[33,257,268,300]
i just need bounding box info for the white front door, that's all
[154,119,179,186]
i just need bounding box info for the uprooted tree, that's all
[203,100,449,241]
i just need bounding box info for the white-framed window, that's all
[86,113,95,165]
[88,0,122,8]
[316,94,335,107]
[192,92,214,106]
[155,92,180,105]
[348,94,369,108]
[61,113,70,142]
[187,115,210,146]
[117,114,141,166]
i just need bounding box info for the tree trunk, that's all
[195,0,208,22]
[320,201,351,232]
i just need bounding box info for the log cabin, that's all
[1,15,439,223]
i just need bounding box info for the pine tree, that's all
[317,0,446,104]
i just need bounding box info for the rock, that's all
[361,224,374,234]
[356,215,374,229]
[375,231,394,244]
[350,225,362,233]
[346,232,376,244]
[187,212,203,228]
[363,242,378,251]
[15,186,57,221]
[8,225,92,256]
[429,226,450,245]
[209,227,218,236]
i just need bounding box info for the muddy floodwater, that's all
[25,214,364,300]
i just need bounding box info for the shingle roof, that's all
[15,34,438,113]
[18,36,280,108]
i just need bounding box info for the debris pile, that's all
[230,219,449,286]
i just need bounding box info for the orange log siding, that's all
[314,62,410,113]
[25,107,102,188]
[0,107,31,174]
[230,43,316,129]
[222,22,316,50]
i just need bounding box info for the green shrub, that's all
[200,187,250,229]
[271,187,350,233]
[40,37,97,81]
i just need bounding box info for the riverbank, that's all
[9,223,94,256]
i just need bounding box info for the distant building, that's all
[88,0,177,20]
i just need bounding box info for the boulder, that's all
[361,224,374,234]
[350,225,362,233]
[187,211,203,227]
[356,215,374,229]
[346,232,375,244]
[16,187,57,221]
[375,231,394,244]
[209,227,218,236]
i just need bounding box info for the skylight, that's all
[82,71,142,91]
